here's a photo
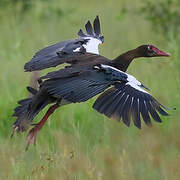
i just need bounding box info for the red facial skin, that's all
[150,45,170,57]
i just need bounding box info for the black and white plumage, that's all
[24,16,104,72]
[13,46,171,131]
[12,16,172,148]
[92,65,169,128]
[14,49,170,131]
[40,63,169,129]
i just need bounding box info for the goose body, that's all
[12,16,171,149]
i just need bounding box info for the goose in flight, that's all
[12,16,172,149]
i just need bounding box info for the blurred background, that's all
[0,0,179,179]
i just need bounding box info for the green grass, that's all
[0,0,180,179]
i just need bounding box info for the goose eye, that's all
[148,45,153,51]
[148,46,154,55]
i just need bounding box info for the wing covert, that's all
[43,70,112,103]
[24,38,88,72]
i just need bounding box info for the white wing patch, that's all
[100,64,149,94]
[73,47,81,52]
[126,82,149,94]
[126,74,141,86]
[73,37,101,54]
[83,37,101,54]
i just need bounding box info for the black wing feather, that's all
[146,101,162,123]
[121,96,132,127]
[105,86,128,118]
[156,105,169,116]
[24,39,88,72]
[113,93,129,122]
[139,99,152,126]
[93,88,117,114]
[93,16,101,36]
[77,29,86,37]
[85,21,94,36]
[131,97,141,128]
[99,89,122,117]
[43,71,112,103]
[78,16,104,43]
[93,82,169,128]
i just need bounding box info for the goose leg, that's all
[26,103,60,150]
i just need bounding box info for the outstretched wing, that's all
[41,62,147,104]
[93,82,170,128]
[24,38,88,72]
[78,16,104,43]
[43,70,112,103]
[41,62,170,128]
[24,16,104,72]
[39,53,110,80]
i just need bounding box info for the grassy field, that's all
[0,0,180,179]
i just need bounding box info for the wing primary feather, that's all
[97,89,118,114]
[105,84,130,116]
[131,98,141,129]
[85,21,94,36]
[93,16,101,36]
[93,88,116,111]
[151,97,175,111]
[121,96,132,127]
[99,84,129,117]
[104,91,125,118]
[27,86,38,95]
[18,98,31,105]
[112,92,129,122]
[139,100,152,126]
[151,101,169,116]
[78,29,86,37]
[146,100,162,123]
[155,104,169,116]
